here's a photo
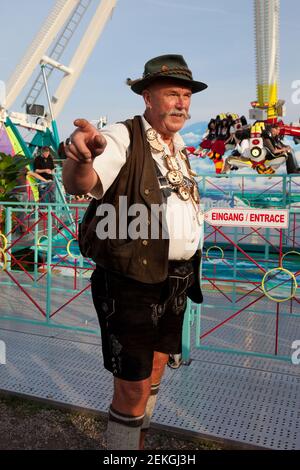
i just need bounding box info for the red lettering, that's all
[250,213,258,222]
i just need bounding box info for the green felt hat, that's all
[127,54,207,95]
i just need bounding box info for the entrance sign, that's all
[204,208,289,229]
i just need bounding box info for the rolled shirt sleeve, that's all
[90,123,130,199]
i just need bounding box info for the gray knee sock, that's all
[106,405,144,450]
[141,383,160,432]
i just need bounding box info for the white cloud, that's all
[182,131,201,144]
[189,155,215,175]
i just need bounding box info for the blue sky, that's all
[1,0,300,139]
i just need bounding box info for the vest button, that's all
[144,188,150,195]
[142,259,148,266]
[142,240,148,246]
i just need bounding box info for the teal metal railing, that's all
[1,173,300,360]
[0,201,96,333]
[182,173,300,362]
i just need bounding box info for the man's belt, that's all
[168,258,194,276]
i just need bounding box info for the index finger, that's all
[73,118,93,132]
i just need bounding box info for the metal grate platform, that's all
[198,290,300,358]
[154,359,300,450]
[0,321,299,449]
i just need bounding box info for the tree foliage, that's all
[0,153,30,201]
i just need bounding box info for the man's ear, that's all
[142,89,152,109]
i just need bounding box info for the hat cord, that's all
[143,66,192,80]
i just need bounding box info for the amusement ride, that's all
[188,0,300,176]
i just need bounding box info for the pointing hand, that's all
[64,118,107,163]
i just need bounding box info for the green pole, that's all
[51,119,60,149]
[182,298,192,363]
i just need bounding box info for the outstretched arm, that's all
[28,171,48,182]
[62,119,107,195]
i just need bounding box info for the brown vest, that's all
[79,115,170,283]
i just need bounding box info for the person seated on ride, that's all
[205,118,233,172]
[262,124,289,157]
[240,115,248,127]
[193,119,217,157]
[234,129,251,156]
[222,129,251,173]
[232,125,281,175]
[226,116,238,147]
[216,118,230,141]
[198,119,217,150]
[226,115,248,148]
[262,123,300,174]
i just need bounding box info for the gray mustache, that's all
[161,110,191,119]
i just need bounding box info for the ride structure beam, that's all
[51,0,117,117]
[23,0,92,110]
[254,0,280,119]
[5,0,79,110]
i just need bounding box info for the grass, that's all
[0,392,222,450]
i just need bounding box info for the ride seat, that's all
[264,147,287,161]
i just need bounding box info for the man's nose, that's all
[176,97,185,108]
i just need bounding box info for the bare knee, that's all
[112,377,151,416]
[151,351,169,384]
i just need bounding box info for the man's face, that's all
[143,80,192,136]
[42,149,50,158]
[271,127,279,137]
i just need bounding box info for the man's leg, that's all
[38,183,48,203]
[107,376,151,450]
[140,351,169,449]
[107,352,169,450]
[91,268,170,450]
[48,181,56,203]
[286,152,300,174]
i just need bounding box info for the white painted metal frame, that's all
[6,0,117,119]
[6,0,78,110]
[254,0,279,104]
[52,0,117,117]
